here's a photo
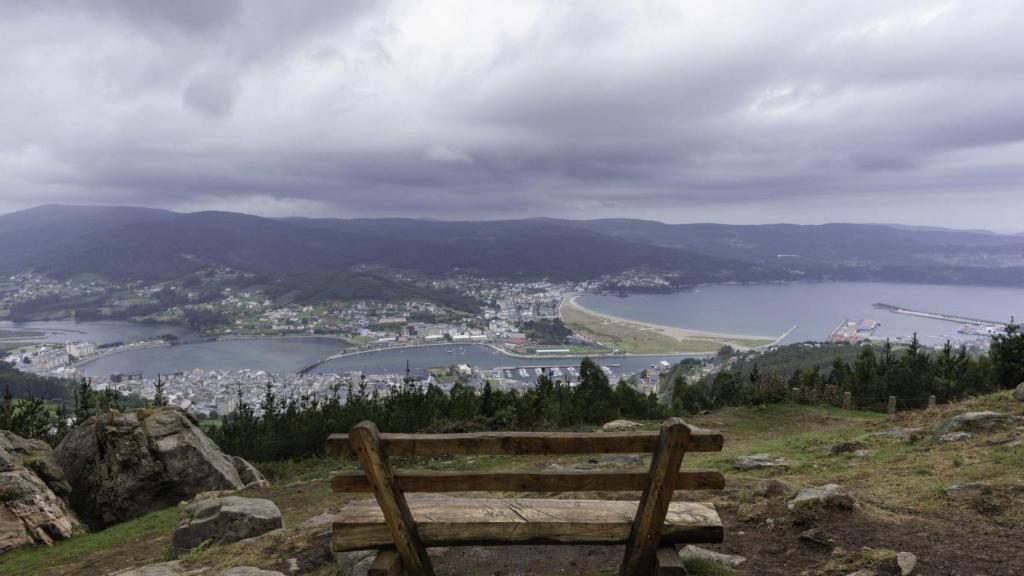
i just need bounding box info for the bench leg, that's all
[654,546,688,575]
[369,549,405,576]
[620,418,690,576]
[351,421,434,576]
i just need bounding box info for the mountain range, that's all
[2,205,1024,287]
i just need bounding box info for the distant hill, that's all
[556,218,1024,285]
[2,205,1023,286]
[0,206,763,283]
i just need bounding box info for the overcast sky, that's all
[2,1,1023,231]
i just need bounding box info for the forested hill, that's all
[0,206,770,283]
[3,205,1024,286]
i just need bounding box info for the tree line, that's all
[206,358,666,462]
[3,322,1023,463]
[671,321,1024,414]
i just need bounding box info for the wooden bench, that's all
[325,417,726,576]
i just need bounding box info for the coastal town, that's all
[1,270,688,412]
[2,267,1007,417]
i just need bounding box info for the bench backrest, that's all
[326,418,724,576]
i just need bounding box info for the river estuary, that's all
[16,281,1022,379]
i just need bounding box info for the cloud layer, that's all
[1,0,1023,230]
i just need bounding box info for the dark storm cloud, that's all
[2,1,1024,230]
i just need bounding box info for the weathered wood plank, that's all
[326,427,723,458]
[655,546,687,575]
[350,421,434,576]
[620,418,690,576]
[368,549,404,576]
[331,497,722,551]
[331,469,725,493]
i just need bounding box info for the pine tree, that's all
[153,374,167,407]
[991,318,1024,389]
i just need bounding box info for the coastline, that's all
[564,294,778,344]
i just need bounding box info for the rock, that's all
[736,500,769,523]
[297,510,340,530]
[896,551,917,575]
[787,484,855,518]
[173,496,282,555]
[107,561,206,576]
[732,453,791,470]
[853,449,876,458]
[0,430,80,553]
[867,427,925,440]
[232,456,266,487]
[844,571,876,576]
[220,569,286,576]
[600,419,641,432]
[582,454,643,468]
[943,482,992,498]
[753,478,793,499]
[938,432,972,443]
[54,407,251,529]
[1013,382,1024,402]
[933,411,1024,439]
[678,544,746,567]
[336,550,376,576]
[799,527,834,546]
[829,440,865,455]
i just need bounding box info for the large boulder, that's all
[933,411,1024,440]
[172,496,282,555]
[54,407,250,529]
[0,431,80,553]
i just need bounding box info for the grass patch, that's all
[0,506,182,576]
[683,557,737,576]
[253,456,358,484]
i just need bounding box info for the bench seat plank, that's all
[326,429,723,458]
[332,497,723,551]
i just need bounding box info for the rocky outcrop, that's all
[678,544,746,567]
[599,419,641,432]
[933,411,1024,439]
[108,561,206,576]
[753,478,793,499]
[943,482,991,498]
[896,551,918,575]
[1013,382,1024,402]
[54,407,251,529]
[733,453,791,470]
[0,430,80,553]
[108,563,283,576]
[937,431,971,443]
[172,496,282,555]
[867,427,925,441]
[232,456,266,486]
[787,484,855,519]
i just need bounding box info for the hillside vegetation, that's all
[3,391,1021,575]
